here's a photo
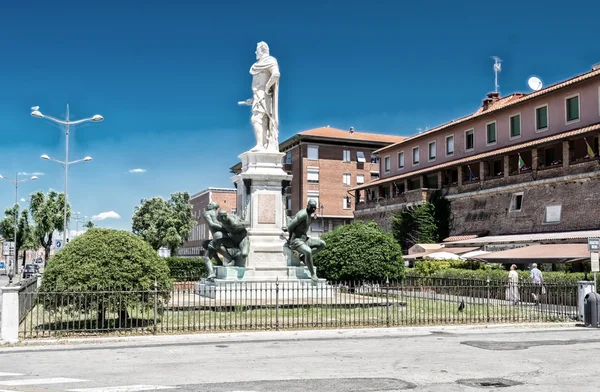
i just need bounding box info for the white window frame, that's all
[509,192,524,212]
[307,145,319,160]
[307,191,319,208]
[428,141,436,162]
[356,151,366,163]
[356,174,365,185]
[535,104,549,133]
[485,121,497,146]
[544,204,562,224]
[307,166,319,183]
[565,93,581,125]
[397,151,405,170]
[509,113,522,140]
[343,196,351,210]
[464,128,475,152]
[445,134,454,156]
[384,155,391,172]
[343,173,351,186]
[343,150,351,162]
[412,147,420,166]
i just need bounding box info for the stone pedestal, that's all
[196,150,330,300]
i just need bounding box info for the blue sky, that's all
[0,0,598,232]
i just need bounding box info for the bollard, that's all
[1,286,21,343]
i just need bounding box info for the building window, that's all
[310,221,322,232]
[446,135,454,156]
[536,105,548,131]
[566,94,580,123]
[307,145,319,160]
[287,198,292,210]
[231,208,237,215]
[544,205,562,223]
[465,129,474,151]
[428,141,436,161]
[356,174,365,185]
[509,114,521,138]
[285,151,292,164]
[510,192,524,212]
[356,151,366,163]
[486,121,497,145]
[384,156,391,172]
[371,172,379,181]
[398,152,404,169]
[343,173,351,186]
[412,147,420,165]
[343,196,351,210]
[343,150,351,162]
[307,191,319,208]
[307,167,319,183]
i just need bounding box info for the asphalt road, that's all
[0,326,598,391]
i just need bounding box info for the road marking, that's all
[68,386,178,392]
[0,373,24,377]
[0,378,88,386]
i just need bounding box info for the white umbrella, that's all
[425,252,465,261]
[461,250,490,258]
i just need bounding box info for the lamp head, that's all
[30,176,38,181]
[41,154,50,160]
[83,156,93,162]
[92,115,103,122]
[31,110,43,118]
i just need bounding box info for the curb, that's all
[0,322,585,351]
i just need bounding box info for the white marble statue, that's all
[238,41,280,152]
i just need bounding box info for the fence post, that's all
[275,278,280,331]
[486,277,490,323]
[153,278,158,335]
[386,276,390,328]
[1,286,21,343]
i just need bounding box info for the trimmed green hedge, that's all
[405,267,589,285]
[165,257,208,280]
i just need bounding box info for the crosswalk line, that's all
[67,386,177,392]
[0,373,24,377]
[0,377,89,386]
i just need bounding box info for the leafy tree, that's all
[40,228,172,325]
[83,220,95,229]
[313,220,404,282]
[0,205,33,267]
[392,203,438,251]
[132,192,195,254]
[28,190,71,262]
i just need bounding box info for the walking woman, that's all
[506,264,520,305]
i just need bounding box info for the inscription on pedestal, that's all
[258,194,276,224]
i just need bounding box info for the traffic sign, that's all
[55,240,62,249]
[0,261,4,269]
[592,252,600,273]
[589,238,600,252]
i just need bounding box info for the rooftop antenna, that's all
[527,76,543,91]
[492,56,502,93]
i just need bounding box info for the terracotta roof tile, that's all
[376,68,600,153]
[352,122,600,190]
[299,127,406,143]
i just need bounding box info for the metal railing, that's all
[18,278,578,339]
[18,276,39,323]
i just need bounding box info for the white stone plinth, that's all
[1,286,20,343]
[195,278,332,301]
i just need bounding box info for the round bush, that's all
[313,220,405,282]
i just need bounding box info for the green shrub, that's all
[164,257,208,280]
[405,267,587,285]
[314,220,404,282]
[414,260,488,275]
[41,228,172,323]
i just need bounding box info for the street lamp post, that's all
[32,105,102,243]
[0,173,38,284]
[72,212,87,237]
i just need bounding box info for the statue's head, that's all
[256,41,269,60]
[217,209,228,222]
[207,202,219,211]
[307,199,318,214]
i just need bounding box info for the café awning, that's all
[466,244,590,264]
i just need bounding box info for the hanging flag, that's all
[518,153,526,173]
[585,137,595,158]
[467,165,474,182]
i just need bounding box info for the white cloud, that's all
[92,211,121,221]
[20,198,26,202]
[69,229,85,238]
[128,168,146,173]
[18,172,44,176]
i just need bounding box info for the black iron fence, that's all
[18,277,578,339]
[18,276,38,323]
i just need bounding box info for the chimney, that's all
[481,92,500,110]
[349,127,354,133]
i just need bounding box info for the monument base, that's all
[195,266,332,300]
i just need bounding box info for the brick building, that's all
[352,64,600,250]
[178,187,237,257]
[232,126,405,235]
